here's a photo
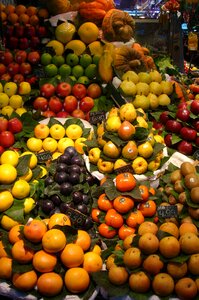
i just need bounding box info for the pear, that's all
[120,80,137,96]
[158,94,171,106]
[107,107,119,118]
[149,70,162,83]
[136,82,150,96]
[138,72,152,84]
[119,103,137,122]
[149,82,163,96]
[118,120,135,140]
[147,93,159,109]
[136,116,148,128]
[122,141,138,160]
[103,141,121,159]
[160,81,174,95]
[114,159,128,170]
[105,116,121,132]
[133,95,150,110]
[122,70,139,84]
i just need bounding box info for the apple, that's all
[14,50,27,64]
[190,99,199,115]
[152,120,163,132]
[5,25,14,37]
[33,97,48,111]
[8,117,23,133]
[56,82,72,98]
[0,50,14,65]
[72,83,87,99]
[0,131,15,148]
[24,24,36,37]
[42,110,56,118]
[176,108,190,122]
[0,117,8,132]
[165,119,182,133]
[0,145,5,155]
[71,109,85,119]
[177,101,187,109]
[18,81,31,95]
[27,51,40,65]
[177,140,193,156]
[63,95,78,113]
[25,75,38,85]
[180,126,197,141]
[9,37,19,50]
[29,36,40,49]
[49,96,63,113]
[191,119,199,132]
[195,136,199,147]
[40,83,56,98]
[56,111,70,118]
[118,120,135,140]
[15,24,25,37]
[79,96,94,113]
[164,133,173,147]
[0,73,11,82]
[0,63,7,76]
[19,62,32,75]
[34,123,50,139]
[37,26,47,38]
[19,37,29,50]
[7,62,20,76]
[86,83,102,98]
[159,111,170,124]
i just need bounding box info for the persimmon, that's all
[115,172,136,192]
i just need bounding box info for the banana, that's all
[98,43,115,83]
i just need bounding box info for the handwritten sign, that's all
[89,111,106,125]
[115,164,134,174]
[37,151,52,162]
[65,207,87,228]
[157,205,178,218]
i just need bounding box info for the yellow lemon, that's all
[88,41,104,56]
[19,168,33,182]
[0,92,9,108]
[0,150,19,166]
[46,40,65,56]
[11,179,30,199]
[4,82,17,97]
[0,191,14,212]
[27,137,43,152]
[9,95,23,109]
[78,22,99,44]
[1,215,19,231]
[0,164,17,184]
[23,197,35,214]
[55,22,76,44]
[20,151,38,169]
[65,40,86,55]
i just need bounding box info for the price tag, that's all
[115,164,134,174]
[193,150,199,161]
[157,205,178,218]
[37,151,52,162]
[89,111,106,125]
[33,66,46,78]
[66,207,87,228]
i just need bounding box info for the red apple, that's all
[177,140,193,156]
[0,63,7,76]
[29,36,40,49]
[71,109,85,119]
[40,83,56,98]
[15,24,25,37]
[56,111,70,118]
[0,131,15,148]
[164,133,173,147]
[24,24,36,37]
[14,50,27,64]
[27,51,40,65]
[13,73,25,83]
[19,37,29,50]
[63,95,78,113]
[33,97,48,111]
[195,136,199,147]
[9,37,19,50]
[87,83,102,98]
[79,96,94,113]
[0,145,5,155]
[5,25,14,37]
[37,26,47,38]
[19,62,32,75]
[56,82,72,98]
[180,126,197,141]
[191,119,199,132]
[42,110,56,118]
[190,99,199,115]
[48,96,63,113]
[72,83,87,99]
[0,73,11,81]
[0,50,14,65]
[0,117,8,132]
[165,119,182,133]
[159,111,170,124]
[25,75,38,85]
[8,118,23,134]
[176,108,190,122]
[177,101,187,109]
[7,62,20,76]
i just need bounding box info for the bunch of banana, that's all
[98,42,115,83]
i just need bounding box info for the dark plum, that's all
[56,163,68,173]
[71,155,84,166]
[64,146,78,157]
[60,201,74,213]
[51,194,62,206]
[69,172,80,185]
[58,153,71,164]
[80,166,87,173]
[72,191,83,204]
[41,199,55,214]
[82,216,93,230]
[82,194,90,204]
[85,174,95,186]
[77,203,88,214]
[54,172,69,184]
[60,182,73,195]
[44,176,54,186]
[69,164,81,174]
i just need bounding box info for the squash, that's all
[102,9,135,42]
[132,42,156,71]
[45,0,71,15]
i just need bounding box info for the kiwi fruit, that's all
[188,207,199,220]
[178,191,187,204]
[174,180,184,193]
[170,169,182,183]
[184,173,199,189]
[180,162,196,177]
[190,187,199,204]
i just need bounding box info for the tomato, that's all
[105,208,124,229]
[91,208,101,223]
[138,200,157,217]
[98,223,117,239]
[115,172,136,192]
[126,210,144,228]
[113,196,134,214]
[97,193,113,211]
[118,224,136,240]
[138,185,149,202]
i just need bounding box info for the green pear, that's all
[133,95,150,110]
[120,80,137,96]
[122,70,139,84]
[136,82,150,96]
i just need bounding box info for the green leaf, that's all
[12,261,33,273]
[148,142,165,162]
[5,199,25,223]
[16,155,31,176]
[133,127,149,141]
[103,131,126,147]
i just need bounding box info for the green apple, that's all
[41,53,52,65]
[122,70,139,84]
[120,80,137,96]
[133,95,150,110]
[136,82,150,96]
[149,82,162,96]
[44,64,58,77]
[52,55,65,67]
[58,64,71,77]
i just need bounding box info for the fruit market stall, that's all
[0,0,199,299]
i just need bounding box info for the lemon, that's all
[15,107,27,116]
[0,150,19,167]
[65,40,86,55]
[11,179,30,199]
[0,191,14,212]
[55,22,76,44]
[0,82,3,92]
[0,92,9,108]
[27,137,43,152]
[1,215,19,231]
[88,41,104,56]
[9,94,23,109]
[52,152,62,160]
[65,124,83,140]
[46,40,65,56]
[0,164,17,184]
[23,197,35,214]
[42,137,58,153]
[4,82,18,97]
[78,22,99,44]
[20,151,38,169]
[1,105,14,117]
[19,168,33,182]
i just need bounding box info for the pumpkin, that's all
[102,9,135,42]
[45,0,71,15]
[132,42,156,71]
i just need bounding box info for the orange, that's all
[7,12,18,24]
[12,270,37,292]
[1,11,7,22]
[32,250,57,273]
[138,232,159,254]
[106,254,116,270]
[37,272,63,297]
[11,240,34,264]
[129,271,150,293]
[64,267,90,293]
[83,251,103,273]
[29,15,39,26]
[179,232,199,254]
[159,221,179,238]
[142,254,164,275]
[37,8,49,19]
[123,234,136,250]
[26,6,37,16]
[167,261,188,279]
[4,4,15,14]
[23,219,47,243]
[48,213,71,229]
[179,222,198,236]
[159,236,180,258]
[108,265,128,286]
[18,13,29,24]
[75,229,91,251]
[175,277,198,300]
[42,228,67,253]
[0,257,12,279]
[138,221,158,235]
[123,247,142,269]
[152,273,175,297]
[15,4,26,15]
[8,224,24,244]
[60,243,84,268]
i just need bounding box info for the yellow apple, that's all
[49,124,65,139]
[148,159,161,171]
[97,158,114,174]
[88,147,101,164]
[52,152,62,160]
[105,116,122,132]
[42,137,58,153]
[1,105,14,117]
[27,137,43,152]
[74,137,87,154]
[0,93,9,108]
[57,137,74,153]
[122,140,138,160]
[138,141,153,158]
[132,156,148,174]
[160,81,173,95]
[4,82,17,96]
[18,82,31,95]
[66,124,83,140]
[114,159,127,170]
[158,94,171,106]
[119,103,137,122]
[136,108,147,120]
[34,124,50,139]
[103,141,121,159]
[15,107,27,116]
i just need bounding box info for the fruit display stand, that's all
[0,0,199,300]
